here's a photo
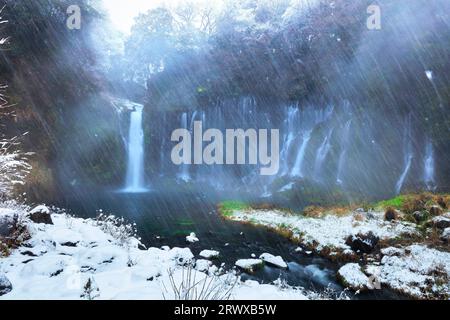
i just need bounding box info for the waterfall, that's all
[336,120,352,185]
[124,103,147,192]
[291,130,312,177]
[395,115,413,194]
[178,112,191,182]
[424,139,436,190]
[280,106,299,176]
[313,127,334,180]
[288,104,334,178]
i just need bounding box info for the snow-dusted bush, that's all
[0,201,30,257]
[94,212,140,247]
[0,8,31,198]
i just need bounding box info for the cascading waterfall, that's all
[280,106,299,176]
[146,97,442,197]
[313,127,334,180]
[336,120,352,185]
[178,112,191,182]
[124,103,147,192]
[290,105,334,178]
[395,115,413,194]
[291,130,312,177]
[424,139,436,190]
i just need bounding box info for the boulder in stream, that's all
[259,253,288,269]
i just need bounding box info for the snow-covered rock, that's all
[225,209,418,255]
[345,232,379,254]
[441,228,450,242]
[29,205,50,215]
[28,205,53,225]
[259,253,288,269]
[186,232,199,243]
[378,245,450,299]
[0,214,16,238]
[0,274,12,296]
[195,259,213,272]
[235,259,264,273]
[199,250,219,260]
[337,263,369,291]
[432,216,450,229]
[381,247,404,257]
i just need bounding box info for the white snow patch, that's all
[337,263,369,291]
[235,259,264,272]
[259,253,288,269]
[227,209,417,252]
[199,250,220,259]
[1,203,322,300]
[29,205,50,215]
[379,245,450,298]
[186,232,199,243]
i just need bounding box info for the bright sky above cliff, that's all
[103,0,223,33]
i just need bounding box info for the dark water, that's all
[57,186,405,300]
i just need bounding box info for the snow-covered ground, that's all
[226,209,418,253]
[0,203,325,300]
[223,207,450,299]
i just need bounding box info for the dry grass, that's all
[0,217,30,257]
[163,265,237,300]
[302,205,353,218]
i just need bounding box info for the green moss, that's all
[219,200,250,217]
[376,195,405,209]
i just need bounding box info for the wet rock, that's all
[384,208,398,221]
[429,205,443,217]
[345,232,379,254]
[441,228,450,243]
[0,273,12,296]
[413,211,428,223]
[28,205,53,225]
[436,197,447,210]
[0,215,17,238]
[61,242,78,247]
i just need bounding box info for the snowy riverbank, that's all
[0,202,336,300]
[220,204,450,299]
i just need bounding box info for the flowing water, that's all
[395,115,413,194]
[336,120,352,185]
